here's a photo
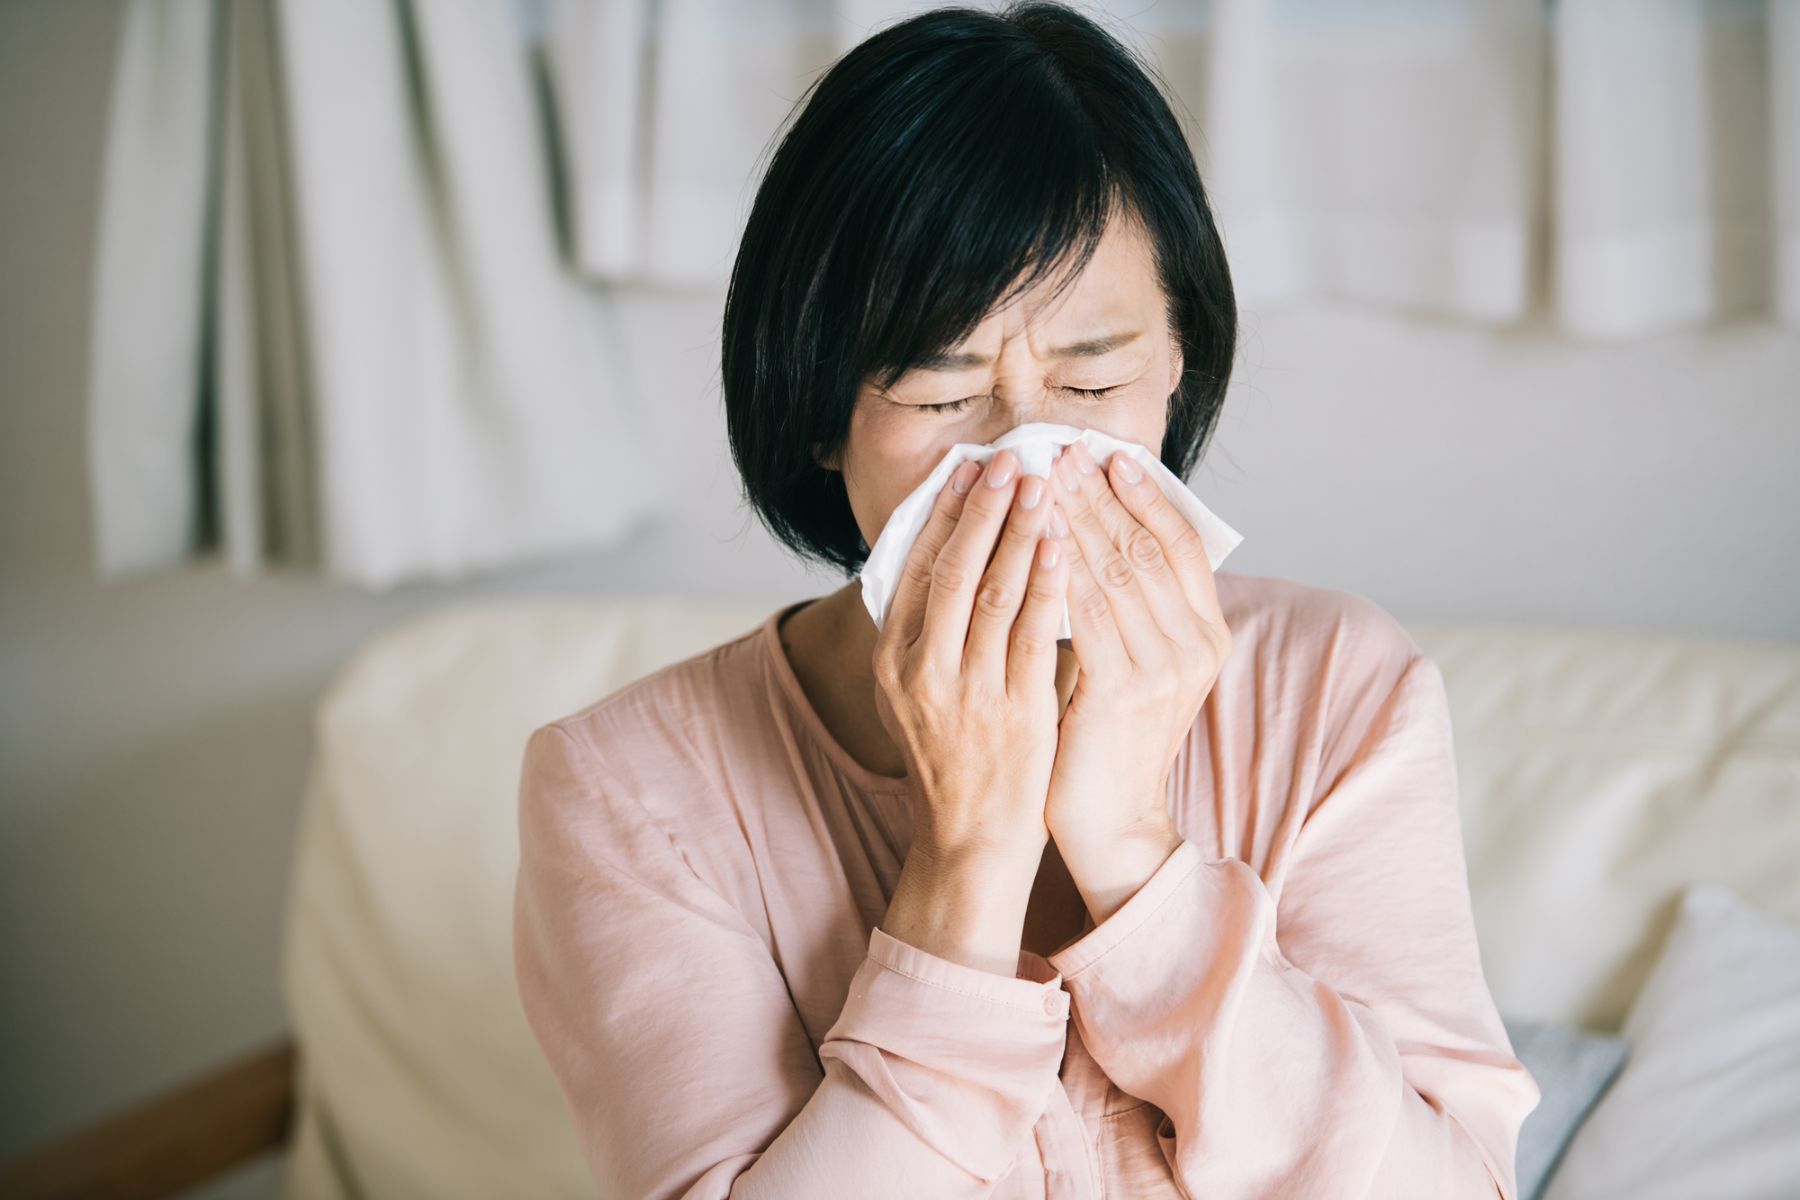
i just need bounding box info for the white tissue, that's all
[859,421,1244,639]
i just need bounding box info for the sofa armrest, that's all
[0,1037,297,1199]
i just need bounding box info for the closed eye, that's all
[923,384,1121,413]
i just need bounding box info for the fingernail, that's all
[1018,474,1045,509]
[1048,503,1069,538]
[986,450,1018,488]
[951,461,980,494]
[1071,441,1098,475]
[1112,454,1142,484]
[1056,452,1081,493]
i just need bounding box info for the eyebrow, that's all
[914,329,1143,371]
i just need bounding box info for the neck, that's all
[796,582,877,673]
[780,582,910,779]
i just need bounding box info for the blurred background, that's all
[2,0,1796,1197]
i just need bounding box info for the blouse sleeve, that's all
[1045,652,1542,1198]
[511,722,1071,1200]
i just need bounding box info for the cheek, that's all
[1123,382,1172,446]
[1076,389,1166,456]
[840,415,950,545]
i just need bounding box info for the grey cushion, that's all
[1502,1014,1629,1200]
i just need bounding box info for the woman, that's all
[512,3,1540,1197]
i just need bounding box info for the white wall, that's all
[1,0,1795,1191]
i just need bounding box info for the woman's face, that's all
[820,210,1185,558]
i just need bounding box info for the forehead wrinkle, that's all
[914,328,1142,372]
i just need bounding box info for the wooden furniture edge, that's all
[0,1037,298,1199]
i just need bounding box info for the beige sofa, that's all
[274,593,1800,1197]
[12,592,1791,1197]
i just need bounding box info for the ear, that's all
[811,441,840,472]
[1167,339,1185,395]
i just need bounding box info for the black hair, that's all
[720,1,1237,578]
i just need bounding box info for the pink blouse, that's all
[511,571,1541,1198]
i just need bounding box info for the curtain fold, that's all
[88,0,216,577]
[1553,0,1796,337]
[214,0,316,572]
[543,0,857,283]
[1167,0,1548,324]
[88,0,673,590]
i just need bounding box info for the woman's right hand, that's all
[871,448,1071,971]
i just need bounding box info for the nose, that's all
[966,390,1089,450]
[962,336,1094,442]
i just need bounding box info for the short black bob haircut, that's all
[721,1,1237,579]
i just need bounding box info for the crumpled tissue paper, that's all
[859,421,1244,640]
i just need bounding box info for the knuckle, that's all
[1125,528,1164,570]
[1099,552,1135,590]
[956,673,998,714]
[931,555,970,594]
[975,578,1017,617]
[1168,524,1208,567]
[1076,586,1111,627]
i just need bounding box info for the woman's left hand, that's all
[1044,438,1233,918]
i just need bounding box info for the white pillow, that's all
[1542,882,1800,1200]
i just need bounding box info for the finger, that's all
[1063,441,1142,550]
[1060,441,1202,645]
[1056,492,1130,683]
[1004,517,1071,703]
[1070,442,1208,646]
[965,466,1057,684]
[883,459,982,655]
[1052,446,1165,667]
[1100,447,1224,633]
[918,449,1023,673]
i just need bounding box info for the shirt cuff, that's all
[870,925,1071,1019]
[818,926,1075,1182]
[1045,838,1210,980]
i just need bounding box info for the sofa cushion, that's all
[1541,883,1800,1200]
[1405,623,1800,1032]
[281,596,777,1199]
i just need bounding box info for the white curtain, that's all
[1554,0,1800,335]
[86,1,1796,587]
[541,0,926,283]
[1148,0,1548,324]
[543,0,1799,337]
[88,0,673,590]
